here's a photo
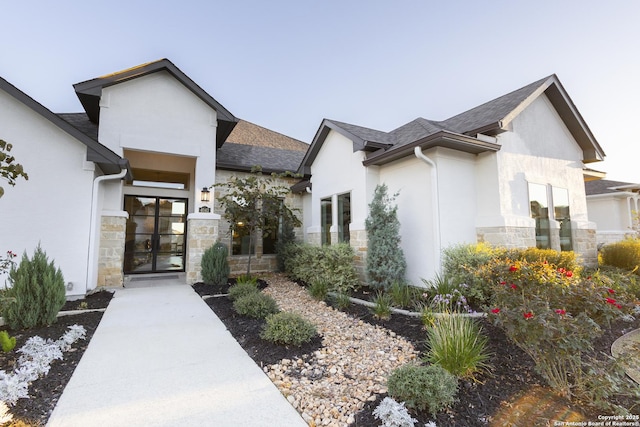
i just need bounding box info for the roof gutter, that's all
[85,168,128,293]
[413,147,441,273]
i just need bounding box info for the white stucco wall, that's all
[480,94,590,228]
[0,89,95,295]
[97,71,218,213]
[308,131,372,237]
[587,193,639,245]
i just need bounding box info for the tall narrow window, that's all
[528,183,551,249]
[337,193,351,243]
[321,197,332,246]
[553,187,572,251]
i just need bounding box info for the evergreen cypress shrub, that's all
[201,242,230,286]
[5,245,66,329]
[365,184,406,290]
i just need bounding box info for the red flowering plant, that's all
[0,250,16,275]
[481,257,630,401]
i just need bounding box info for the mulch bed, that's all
[0,291,113,426]
[201,278,640,426]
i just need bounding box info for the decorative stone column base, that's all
[572,226,598,268]
[186,215,219,284]
[350,229,368,284]
[476,226,536,249]
[97,214,127,288]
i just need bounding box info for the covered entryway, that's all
[124,196,188,273]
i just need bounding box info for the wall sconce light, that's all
[201,187,211,203]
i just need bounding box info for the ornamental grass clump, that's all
[232,292,279,319]
[201,242,230,286]
[371,291,392,320]
[260,312,317,346]
[387,364,457,416]
[600,238,640,274]
[307,279,329,301]
[425,314,491,380]
[480,257,631,402]
[4,245,66,329]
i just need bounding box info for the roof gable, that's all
[300,74,604,172]
[0,76,127,176]
[73,59,238,147]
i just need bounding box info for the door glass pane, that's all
[155,255,183,271]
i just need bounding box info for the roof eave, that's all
[363,131,501,166]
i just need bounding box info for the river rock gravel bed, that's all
[261,275,418,426]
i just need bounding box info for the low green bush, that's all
[0,330,16,353]
[425,314,491,380]
[260,312,317,346]
[600,238,640,274]
[387,364,458,416]
[283,243,359,294]
[201,242,230,286]
[5,245,66,329]
[228,281,259,301]
[233,292,279,319]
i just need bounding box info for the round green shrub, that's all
[260,312,317,346]
[233,292,279,319]
[228,281,259,301]
[387,364,458,416]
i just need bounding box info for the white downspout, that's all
[414,147,442,272]
[86,168,128,293]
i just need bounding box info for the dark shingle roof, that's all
[440,76,550,134]
[585,179,639,195]
[57,113,98,140]
[217,142,305,173]
[326,120,395,147]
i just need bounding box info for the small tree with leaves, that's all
[214,168,301,276]
[0,139,28,198]
[365,183,406,290]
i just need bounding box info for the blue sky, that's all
[1,0,638,182]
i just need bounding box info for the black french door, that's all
[123,196,187,273]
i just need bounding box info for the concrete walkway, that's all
[47,279,307,427]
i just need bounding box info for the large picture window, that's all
[321,197,332,246]
[337,193,351,243]
[528,183,573,251]
[552,187,572,251]
[528,183,551,249]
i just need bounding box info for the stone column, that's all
[97,213,127,288]
[186,213,219,284]
[571,221,598,268]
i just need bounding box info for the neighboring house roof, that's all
[73,59,239,147]
[299,74,605,175]
[585,179,640,196]
[0,76,129,177]
[57,113,98,140]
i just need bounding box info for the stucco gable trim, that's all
[73,59,238,147]
[0,76,128,176]
[298,119,377,176]
[500,76,605,163]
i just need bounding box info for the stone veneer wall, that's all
[572,226,598,268]
[476,226,537,249]
[186,218,219,284]
[350,229,368,283]
[97,215,127,288]
[214,170,304,277]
